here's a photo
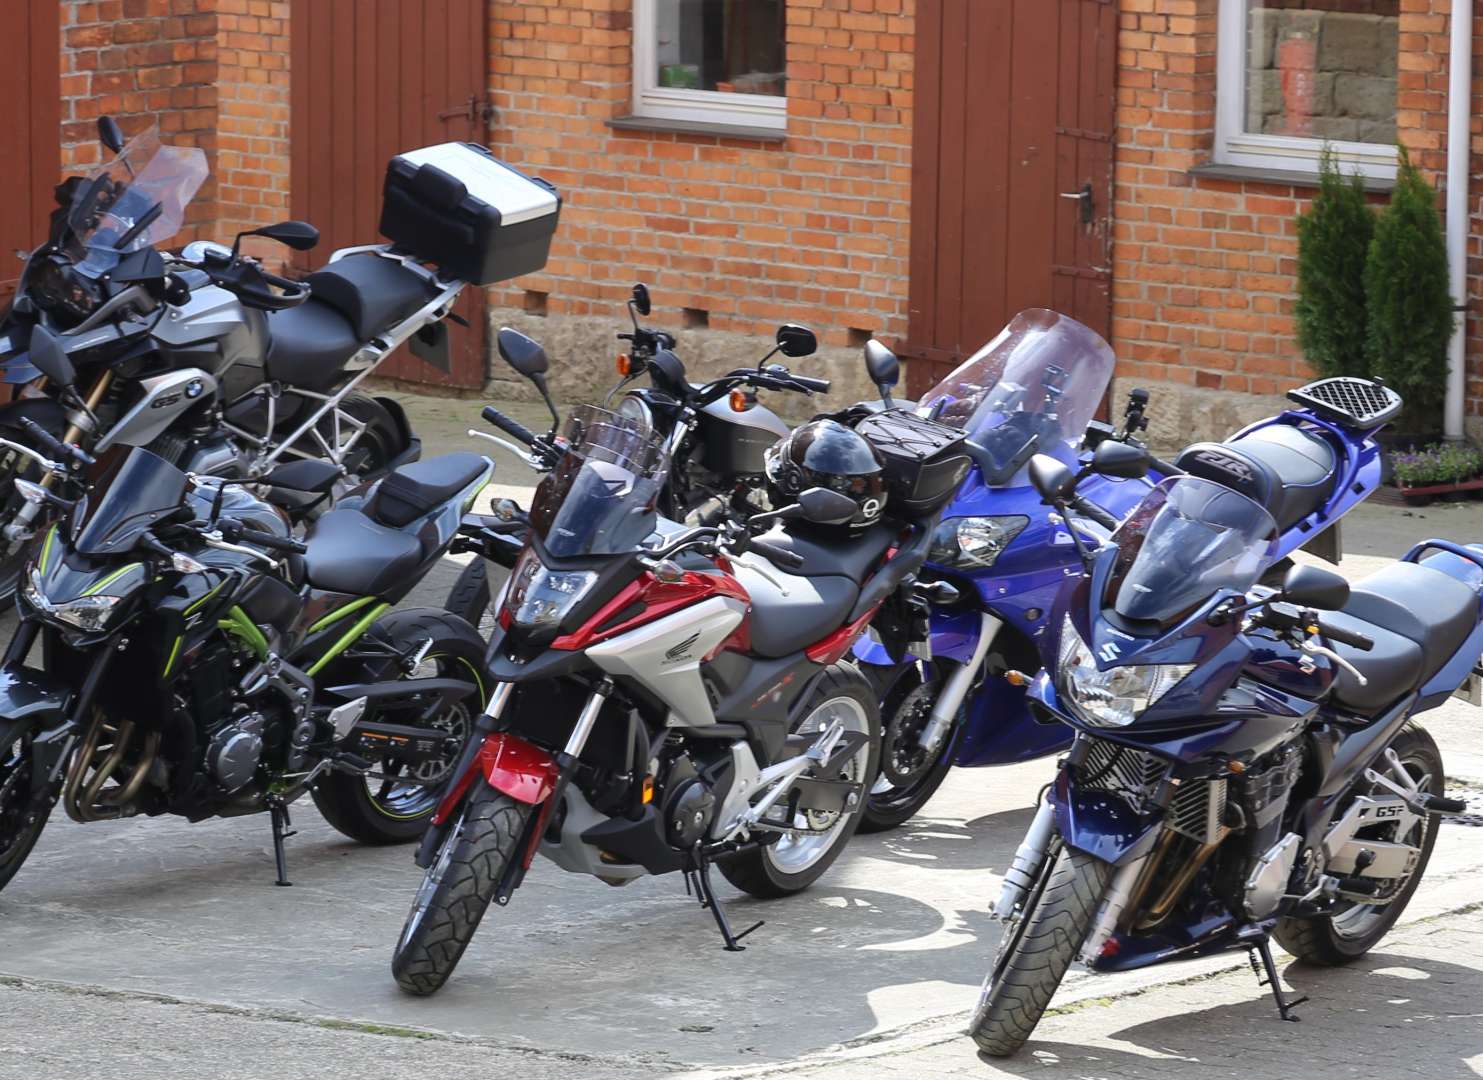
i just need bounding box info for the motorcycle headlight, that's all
[617,393,654,438]
[503,549,597,631]
[928,515,1029,569]
[21,569,122,632]
[1057,616,1192,728]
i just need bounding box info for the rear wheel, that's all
[1274,723,1443,964]
[0,733,53,895]
[391,784,532,996]
[969,845,1110,1058]
[324,392,403,485]
[719,662,879,898]
[445,558,501,639]
[312,610,485,844]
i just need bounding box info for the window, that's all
[1215,0,1398,180]
[632,0,787,131]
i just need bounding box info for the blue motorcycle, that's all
[854,309,1390,831]
[970,426,1479,1056]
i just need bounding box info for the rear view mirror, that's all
[776,324,817,359]
[1089,440,1150,480]
[98,116,125,155]
[1281,563,1350,611]
[236,220,320,255]
[28,326,75,389]
[797,486,859,525]
[1028,454,1076,503]
[497,327,550,377]
[631,283,652,318]
[863,339,899,409]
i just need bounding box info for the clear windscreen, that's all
[527,405,670,558]
[1106,477,1278,626]
[919,309,1116,482]
[67,127,208,276]
[72,449,189,556]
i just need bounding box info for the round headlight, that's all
[617,393,655,437]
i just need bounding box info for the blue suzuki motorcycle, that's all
[854,309,1389,831]
[970,434,1480,1056]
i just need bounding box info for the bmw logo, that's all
[185,379,205,399]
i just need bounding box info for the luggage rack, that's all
[1286,376,1402,430]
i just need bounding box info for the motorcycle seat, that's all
[1174,424,1337,533]
[1326,560,1478,712]
[750,522,896,584]
[301,507,424,597]
[732,558,859,658]
[265,256,436,390]
[365,452,488,528]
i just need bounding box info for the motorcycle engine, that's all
[207,710,266,793]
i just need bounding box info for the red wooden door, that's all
[0,1,60,305]
[291,0,489,389]
[905,0,1116,396]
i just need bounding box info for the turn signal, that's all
[641,775,655,804]
[1005,670,1031,687]
[617,353,633,375]
[729,389,755,413]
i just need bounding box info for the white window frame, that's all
[632,0,787,131]
[1214,0,1397,181]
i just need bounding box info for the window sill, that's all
[1189,162,1394,194]
[607,115,786,143]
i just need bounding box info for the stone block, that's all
[1318,13,1382,75]
[1247,6,1279,71]
[1333,73,1395,121]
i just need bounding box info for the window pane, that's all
[1244,0,1398,146]
[653,0,786,97]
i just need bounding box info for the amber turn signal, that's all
[641,775,655,804]
[617,353,633,375]
[1004,669,1031,687]
[729,389,754,413]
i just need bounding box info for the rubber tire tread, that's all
[970,847,1111,1058]
[312,608,486,845]
[391,785,530,996]
[717,661,880,898]
[1272,723,1443,965]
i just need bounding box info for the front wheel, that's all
[719,662,880,898]
[0,732,55,894]
[391,784,533,996]
[860,663,962,833]
[969,845,1110,1058]
[312,609,486,844]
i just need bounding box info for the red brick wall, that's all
[214,0,292,242]
[485,0,915,348]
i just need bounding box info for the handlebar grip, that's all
[793,375,831,393]
[1318,619,1374,652]
[221,520,308,555]
[750,539,805,571]
[16,417,93,467]
[1070,494,1119,531]
[1147,454,1183,478]
[481,405,538,449]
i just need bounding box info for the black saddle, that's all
[265,255,435,390]
[301,453,488,597]
[1175,424,1337,533]
[1328,560,1478,712]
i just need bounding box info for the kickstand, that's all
[268,797,296,887]
[1244,932,1308,1022]
[687,849,763,952]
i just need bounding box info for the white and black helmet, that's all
[764,419,888,530]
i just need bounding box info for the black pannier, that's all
[853,409,972,518]
[379,142,561,286]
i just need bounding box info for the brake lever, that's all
[726,545,789,595]
[466,428,548,472]
[198,529,281,570]
[1301,639,1367,686]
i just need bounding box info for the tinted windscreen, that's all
[73,449,188,556]
[1107,477,1277,625]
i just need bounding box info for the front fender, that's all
[1051,770,1161,866]
[0,666,75,793]
[432,732,558,826]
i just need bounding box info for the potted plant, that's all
[1390,442,1483,505]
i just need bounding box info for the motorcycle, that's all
[0,118,498,605]
[444,291,834,631]
[969,406,1479,1056]
[391,402,958,995]
[854,310,1392,831]
[0,443,497,894]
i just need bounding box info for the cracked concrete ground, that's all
[1,391,1482,1078]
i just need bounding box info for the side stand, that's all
[1243,932,1307,1022]
[684,849,763,952]
[268,797,296,887]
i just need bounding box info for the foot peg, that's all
[1240,929,1308,1022]
[1420,793,1468,815]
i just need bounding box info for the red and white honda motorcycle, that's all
[391,405,937,995]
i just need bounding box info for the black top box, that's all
[379,142,561,286]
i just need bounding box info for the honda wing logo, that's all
[1097,641,1121,663]
[664,633,702,663]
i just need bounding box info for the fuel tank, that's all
[693,398,790,477]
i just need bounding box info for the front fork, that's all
[915,611,1001,753]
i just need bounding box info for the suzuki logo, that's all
[664,633,701,663]
[1098,641,1121,663]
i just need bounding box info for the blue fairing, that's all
[1050,766,1161,866]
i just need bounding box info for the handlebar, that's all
[789,374,831,394]
[218,520,308,555]
[17,417,94,468]
[1317,618,1374,652]
[1070,494,1118,531]
[481,405,538,449]
[749,538,805,571]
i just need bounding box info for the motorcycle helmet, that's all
[764,419,888,530]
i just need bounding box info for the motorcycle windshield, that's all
[1106,477,1277,626]
[527,404,670,558]
[72,449,189,556]
[919,309,1115,481]
[66,126,208,276]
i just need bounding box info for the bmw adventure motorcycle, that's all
[0,118,482,604]
[0,445,497,894]
[970,413,1480,1055]
[856,312,1392,831]
[392,404,954,995]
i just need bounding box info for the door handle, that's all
[1060,183,1094,226]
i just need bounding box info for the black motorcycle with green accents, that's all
[0,444,496,893]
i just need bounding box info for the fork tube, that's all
[917,612,1001,751]
[39,371,112,495]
